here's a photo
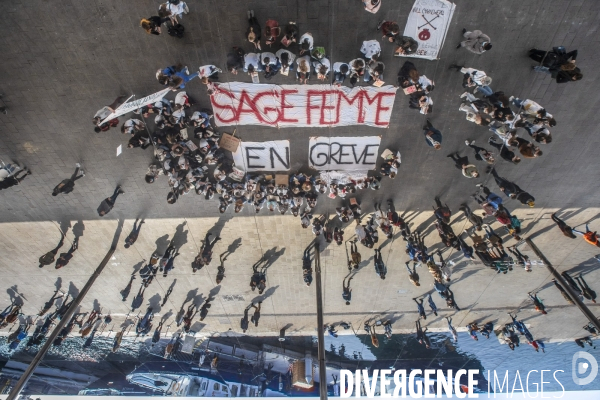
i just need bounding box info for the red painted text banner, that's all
[210,82,398,128]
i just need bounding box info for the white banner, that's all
[308,136,381,171]
[210,82,398,128]
[232,140,291,172]
[99,89,171,125]
[403,0,456,60]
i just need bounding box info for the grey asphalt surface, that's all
[1,0,599,223]
[1,1,600,344]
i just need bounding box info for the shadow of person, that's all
[7,286,25,306]
[93,299,101,312]
[58,218,72,236]
[72,220,85,239]
[172,221,189,249]
[262,247,286,270]
[154,234,170,256]
[147,293,162,314]
[185,288,199,305]
[68,281,80,299]
[253,285,280,303]
[191,322,206,332]
[208,286,221,299]
[221,238,242,259]
[161,309,173,322]
[54,277,62,292]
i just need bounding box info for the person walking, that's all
[550,213,576,238]
[460,204,483,231]
[374,248,386,279]
[97,186,124,217]
[349,240,361,269]
[446,317,458,343]
[241,306,250,333]
[572,223,599,247]
[487,137,521,164]
[422,119,442,150]
[457,29,492,54]
[342,274,352,305]
[55,237,79,269]
[405,261,420,286]
[575,274,597,303]
[52,164,85,196]
[39,233,65,268]
[465,140,495,164]
[125,219,144,248]
[250,302,261,327]
[414,298,426,320]
[528,292,547,314]
[447,152,479,178]
[490,168,535,207]
[427,293,438,317]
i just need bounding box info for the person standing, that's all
[457,29,492,54]
[551,213,576,238]
[93,96,126,133]
[97,186,125,217]
[447,152,479,178]
[52,164,84,196]
[342,275,352,305]
[140,16,170,35]
[423,119,442,150]
[449,65,493,96]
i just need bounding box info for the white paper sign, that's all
[403,0,456,60]
[116,144,122,157]
[210,82,398,128]
[232,140,291,172]
[308,136,381,171]
[100,89,171,125]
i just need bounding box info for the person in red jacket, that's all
[573,223,600,247]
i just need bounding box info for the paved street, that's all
[1,0,600,349]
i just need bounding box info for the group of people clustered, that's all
[2,0,597,358]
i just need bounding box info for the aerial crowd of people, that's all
[1,0,598,362]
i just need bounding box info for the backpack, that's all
[168,23,185,38]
